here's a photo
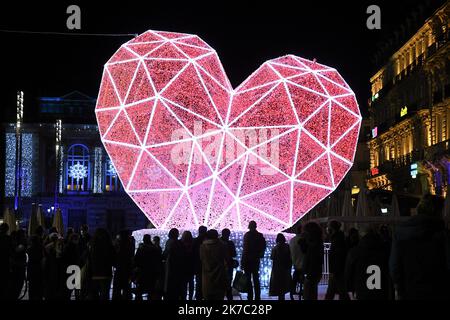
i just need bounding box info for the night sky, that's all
[0,0,444,122]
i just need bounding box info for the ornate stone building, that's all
[2,91,148,235]
[367,3,449,197]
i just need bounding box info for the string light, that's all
[5,133,33,197]
[5,133,16,197]
[55,119,62,205]
[21,133,34,197]
[107,159,117,176]
[69,162,88,181]
[93,147,103,193]
[58,146,64,194]
[96,30,361,233]
[132,229,293,288]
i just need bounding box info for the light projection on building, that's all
[95,30,361,233]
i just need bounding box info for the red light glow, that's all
[95,30,361,233]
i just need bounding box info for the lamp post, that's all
[14,91,24,212]
[55,119,62,208]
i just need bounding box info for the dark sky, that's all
[0,0,445,122]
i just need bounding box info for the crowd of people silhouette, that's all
[0,194,449,300]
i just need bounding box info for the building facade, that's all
[2,91,149,235]
[367,3,449,198]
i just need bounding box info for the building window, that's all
[105,158,120,192]
[384,145,390,161]
[66,144,90,191]
[374,150,380,167]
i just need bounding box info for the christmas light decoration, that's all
[5,133,16,197]
[5,132,34,197]
[107,159,117,177]
[69,162,88,181]
[132,229,293,288]
[20,133,34,197]
[93,147,103,193]
[96,30,361,233]
[58,146,64,194]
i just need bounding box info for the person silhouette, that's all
[220,228,237,300]
[241,221,266,300]
[270,233,292,300]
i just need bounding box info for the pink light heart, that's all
[95,30,361,234]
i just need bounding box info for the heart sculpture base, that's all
[132,228,294,289]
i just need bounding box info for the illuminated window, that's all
[374,150,380,167]
[66,144,90,191]
[410,163,418,178]
[372,127,378,138]
[105,158,120,192]
[400,106,408,117]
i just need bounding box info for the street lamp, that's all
[14,91,24,212]
[55,119,62,208]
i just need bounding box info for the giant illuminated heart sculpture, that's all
[95,30,361,233]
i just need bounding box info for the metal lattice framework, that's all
[95,30,361,233]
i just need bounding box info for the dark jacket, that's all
[0,233,12,273]
[134,243,161,291]
[114,236,135,276]
[43,240,63,299]
[220,238,237,269]
[241,230,266,272]
[200,239,227,299]
[328,230,347,275]
[27,236,44,276]
[63,241,81,269]
[193,234,206,274]
[345,232,390,300]
[181,241,195,280]
[79,233,91,267]
[163,238,184,295]
[0,233,12,299]
[389,214,450,299]
[301,238,323,281]
[90,240,116,279]
[269,242,292,296]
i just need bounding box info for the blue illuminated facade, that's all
[2,91,148,235]
[66,144,90,192]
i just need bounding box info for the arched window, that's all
[105,158,120,192]
[66,144,90,191]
